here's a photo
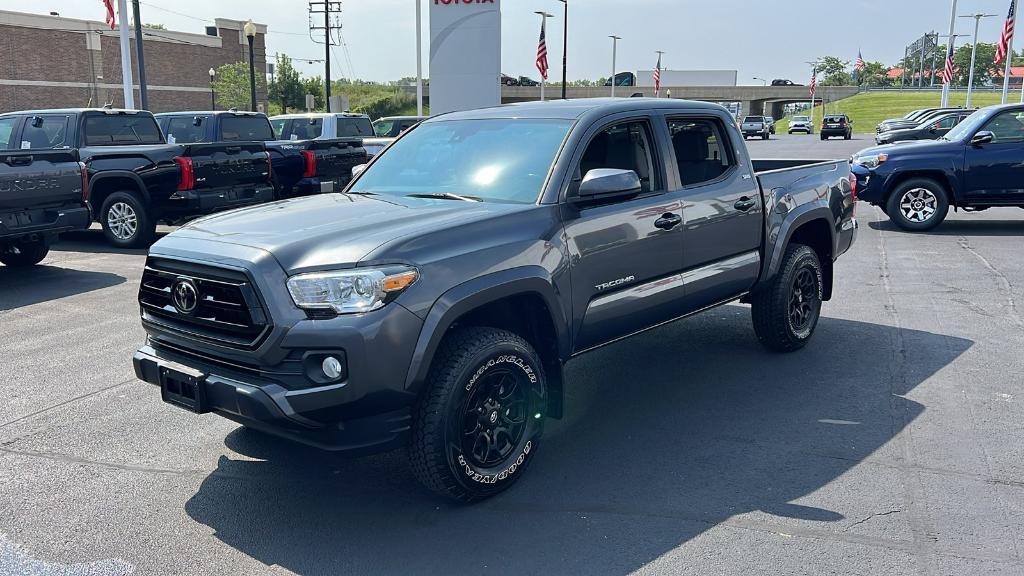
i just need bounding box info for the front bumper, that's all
[134,344,413,454]
[165,184,275,216]
[0,204,90,241]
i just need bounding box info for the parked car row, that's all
[0,106,427,261]
[875,109,973,145]
[854,103,1024,231]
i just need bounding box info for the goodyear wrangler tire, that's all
[410,327,546,502]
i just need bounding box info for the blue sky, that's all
[6,0,1018,83]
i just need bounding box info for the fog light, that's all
[322,356,343,379]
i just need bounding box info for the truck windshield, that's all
[221,116,274,141]
[349,118,573,204]
[83,114,163,146]
[942,110,985,141]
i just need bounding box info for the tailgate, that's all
[0,150,83,212]
[306,138,369,180]
[183,142,270,189]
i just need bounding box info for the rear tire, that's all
[410,327,546,502]
[100,191,156,248]
[886,178,950,231]
[762,132,769,140]
[0,237,50,267]
[751,244,823,352]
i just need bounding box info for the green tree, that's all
[302,76,325,110]
[817,56,852,86]
[268,54,305,114]
[953,43,999,87]
[211,62,264,111]
[858,61,892,87]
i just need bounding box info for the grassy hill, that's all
[775,91,1016,134]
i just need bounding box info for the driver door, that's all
[562,115,687,353]
[964,109,1024,203]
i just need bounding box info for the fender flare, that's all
[403,267,571,394]
[88,170,151,205]
[763,204,836,281]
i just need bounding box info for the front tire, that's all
[0,237,49,267]
[886,178,950,231]
[410,327,546,502]
[100,191,156,248]
[751,244,823,352]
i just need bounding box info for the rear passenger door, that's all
[563,114,688,352]
[664,114,762,312]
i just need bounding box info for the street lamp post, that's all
[753,77,767,87]
[244,20,257,112]
[558,0,567,100]
[535,11,553,102]
[609,35,621,97]
[415,0,423,116]
[208,68,216,109]
[960,13,998,108]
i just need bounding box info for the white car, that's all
[788,115,814,135]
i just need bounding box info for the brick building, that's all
[0,10,268,113]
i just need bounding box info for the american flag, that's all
[810,70,816,99]
[995,0,1017,65]
[941,44,956,85]
[855,50,865,71]
[653,53,662,96]
[536,19,549,81]
[102,0,116,30]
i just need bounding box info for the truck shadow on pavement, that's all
[184,305,972,575]
[0,265,125,311]
[868,218,1024,237]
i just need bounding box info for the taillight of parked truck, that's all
[266,152,273,182]
[849,173,858,215]
[173,157,195,191]
[79,161,89,201]
[301,150,317,178]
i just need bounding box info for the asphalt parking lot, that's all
[2,134,1023,575]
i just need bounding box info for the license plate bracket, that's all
[159,365,209,414]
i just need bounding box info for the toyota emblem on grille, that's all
[171,278,199,314]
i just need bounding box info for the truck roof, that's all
[154,110,264,117]
[0,108,148,116]
[434,98,729,122]
[269,112,370,119]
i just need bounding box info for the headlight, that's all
[854,153,888,169]
[286,267,418,314]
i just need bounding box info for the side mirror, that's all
[572,168,641,203]
[192,117,203,127]
[351,164,367,177]
[971,131,995,146]
[30,116,43,128]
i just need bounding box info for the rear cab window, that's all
[337,117,374,137]
[83,113,163,146]
[220,115,274,141]
[164,116,209,144]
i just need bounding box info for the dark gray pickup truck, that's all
[0,149,90,267]
[133,99,857,501]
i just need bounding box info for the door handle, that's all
[734,197,757,212]
[654,213,682,230]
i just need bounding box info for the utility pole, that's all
[609,35,621,97]
[309,2,342,111]
[415,0,423,115]
[930,33,939,87]
[131,0,148,109]
[941,0,959,106]
[961,13,998,108]
[116,0,134,109]
[559,0,567,100]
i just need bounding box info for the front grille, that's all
[139,258,271,349]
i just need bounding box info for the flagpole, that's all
[654,51,664,98]
[941,0,958,107]
[415,0,423,116]
[535,11,552,102]
[117,0,135,109]
[1002,0,1019,104]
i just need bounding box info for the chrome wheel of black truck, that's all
[751,244,823,352]
[411,327,545,502]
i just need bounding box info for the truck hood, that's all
[160,193,529,273]
[853,138,960,162]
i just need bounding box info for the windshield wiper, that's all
[405,192,482,203]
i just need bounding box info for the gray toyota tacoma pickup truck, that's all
[134,99,857,502]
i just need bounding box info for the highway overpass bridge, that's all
[398,85,860,118]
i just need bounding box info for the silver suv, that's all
[788,115,814,135]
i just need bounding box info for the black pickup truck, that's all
[0,149,90,267]
[0,109,275,248]
[133,99,856,502]
[155,111,368,199]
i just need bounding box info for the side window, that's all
[0,118,17,150]
[20,115,69,149]
[373,120,394,137]
[579,121,658,193]
[935,116,957,130]
[270,118,286,140]
[165,116,207,144]
[983,110,1024,143]
[666,117,735,187]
